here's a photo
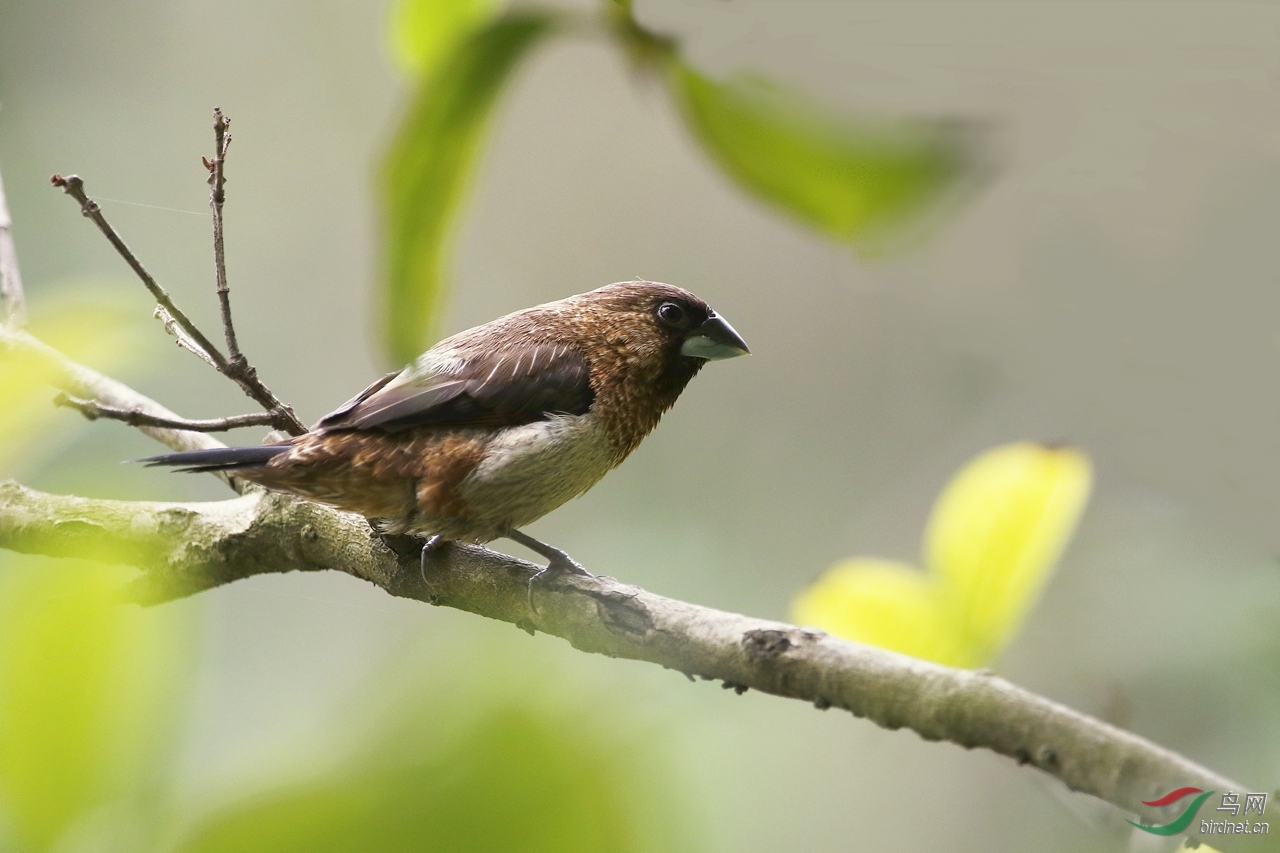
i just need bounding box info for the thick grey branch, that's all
[0,167,27,328]
[0,481,1265,853]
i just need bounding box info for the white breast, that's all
[458,413,619,530]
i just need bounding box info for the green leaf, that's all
[924,441,1092,664]
[792,443,1091,668]
[0,561,194,851]
[172,705,683,853]
[381,13,555,365]
[791,558,959,664]
[387,0,503,77]
[667,61,980,254]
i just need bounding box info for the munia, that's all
[144,281,749,581]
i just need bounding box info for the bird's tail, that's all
[137,444,291,473]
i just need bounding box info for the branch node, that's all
[742,627,799,663]
[53,391,99,420]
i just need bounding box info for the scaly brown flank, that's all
[245,430,490,532]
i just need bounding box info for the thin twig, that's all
[155,305,220,368]
[0,166,241,488]
[54,392,278,432]
[0,167,28,328]
[50,173,226,365]
[205,108,241,361]
[49,173,307,436]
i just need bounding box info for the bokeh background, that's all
[2,1,1280,850]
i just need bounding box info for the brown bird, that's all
[143,281,749,585]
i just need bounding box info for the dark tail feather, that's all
[136,444,291,473]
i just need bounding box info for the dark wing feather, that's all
[315,370,401,428]
[315,344,592,433]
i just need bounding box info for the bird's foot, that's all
[502,528,594,613]
[418,534,450,585]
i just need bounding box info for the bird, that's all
[141,280,749,590]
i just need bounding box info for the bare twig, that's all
[0,167,28,328]
[155,305,220,368]
[50,174,225,363]
[49,173,307,436]
[54,392,278,432]
[205,108,241,361]
[0,482,1268,853]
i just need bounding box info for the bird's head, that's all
[549,281,749,449]
[571,280,749,363]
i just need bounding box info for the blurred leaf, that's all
[792,558,956,663]
[792,443,1091,668]
[173,704,683,853]
[387,0,503,77]
[381,13,555,365]
[925,442,1092,664]
[0,560,194,851]
[667,61,979,255]
[0,285,149,474]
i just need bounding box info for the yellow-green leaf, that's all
[381,12,555,365]
[0,560,194,851]
[792,442,1092,668]
[387,0,503,77]
[667,61,979,255]
[792,558,959,664]
[924,442,1092,663]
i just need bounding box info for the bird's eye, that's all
[656,302,688,328]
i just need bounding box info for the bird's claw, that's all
[547,550,594,579]
[525,552,594,614]
[418,534,448,585]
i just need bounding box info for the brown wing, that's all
[314,344,593,433]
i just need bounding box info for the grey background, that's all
[3,1,1279,850]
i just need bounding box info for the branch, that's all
[0,482,1267,853]
[49,174,226,366]
[155,304,220,369]
[49,173,307,436]
[206,109,242,363]
[0,167,27,328]
[54,392,278,432]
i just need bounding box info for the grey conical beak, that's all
[680,313,750,360]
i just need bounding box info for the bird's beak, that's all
[680,313,750,360]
